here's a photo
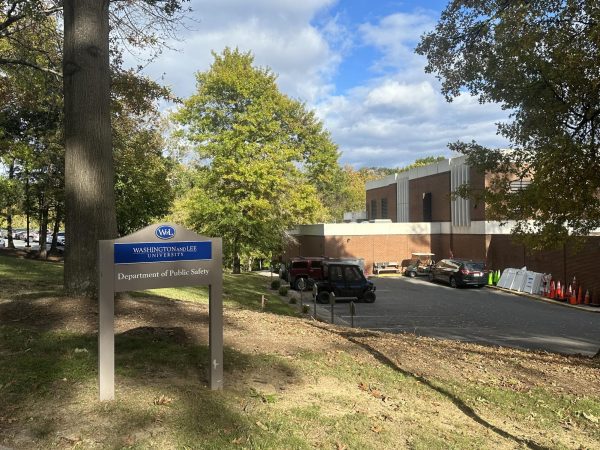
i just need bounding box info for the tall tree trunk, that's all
[50,205,62,253]
[25,176,30,248]
[6,213,14,249]
[38,203,49,259]
[232,237,241,274]
[63,0,117,297]
[6,160,15,249]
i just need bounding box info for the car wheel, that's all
[449,277,458,288]
[363,291,376,303]
[294,277,306,291]
[409,271,416,278]
[317,291,330,304]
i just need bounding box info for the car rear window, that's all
[291,261,308,269]
[464,262,484,271]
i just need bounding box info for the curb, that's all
[488,285,600,313]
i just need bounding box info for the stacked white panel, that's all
[396,176,409,222]
[451,162,471,227]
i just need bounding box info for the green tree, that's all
[416,0,600,249]
[1,0,188,295]
[173,48,335,272]
[112,73,175,235]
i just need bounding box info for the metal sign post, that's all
[297,278,306,311]
[98,223,223,401]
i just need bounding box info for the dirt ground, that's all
[1,286,599,449]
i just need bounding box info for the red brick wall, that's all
[323,234,431,274]
[283,235,325,260]
[285,231,600,301]
[409,173,451,222]
[365,184,397,221]
[487,235,600,298]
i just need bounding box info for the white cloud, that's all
[315,11,511,168]
[128,0,341,103]
[129,4,510,168]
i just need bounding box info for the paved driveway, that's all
[312,276,600,356]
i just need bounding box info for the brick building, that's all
[285,156,600,298]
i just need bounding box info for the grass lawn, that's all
[1,253,599,449]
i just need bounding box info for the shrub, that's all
[271,279,281,290]
[302,304,310,314]
[279,286,288,296]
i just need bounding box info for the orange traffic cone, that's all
[569,285,577,305]
[558,282,565,301]
[549,280,556,299]
[555,281,562,300]
[577,286,583,304]
[584,289,590,305]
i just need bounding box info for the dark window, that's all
[343,266,362,281]
[329,265,343,281]
[423,192,432,222]
[464,262,485,271]
[371,199,377,219]
[291,261,308,269]
[381,198,388,219]
[310,261,322,269]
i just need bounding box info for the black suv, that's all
[313,261,376,303]
[429,259,487,288]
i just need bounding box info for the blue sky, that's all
[131,0,510,168]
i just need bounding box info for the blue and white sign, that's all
[114,241,212,264]
[98,223,223,401]
[155,225,176,240]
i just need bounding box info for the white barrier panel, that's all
[510,269,527,291]
[522,271,543,294]
[497,268,518,289]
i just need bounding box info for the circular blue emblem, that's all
[155,225,176,240]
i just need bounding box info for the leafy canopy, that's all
[173,48,339,268]
[417,0,600,248]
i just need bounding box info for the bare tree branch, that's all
[0,56,61,77]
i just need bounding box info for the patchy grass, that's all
[136,272,295,316]
[0,254,63,299]
[1,254,599,449]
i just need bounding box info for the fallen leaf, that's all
[231,437,245,445]
[371,424,383,433]
[370,389,384,399]
[358,382,368,391]
[153,395,173,405]
[336,442,347,450]
[256,421,268,431]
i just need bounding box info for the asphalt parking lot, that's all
[312,275,600,356]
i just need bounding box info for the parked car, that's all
[403,252,435,278]
[284,257,325,290]
[429,259,487,288]
[11,228,26,239]
[54,232,66,245]
[15,230,37,241]
[313,261,376,303]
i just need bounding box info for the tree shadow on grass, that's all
[0,323,300,449]
[309,325,552,450]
